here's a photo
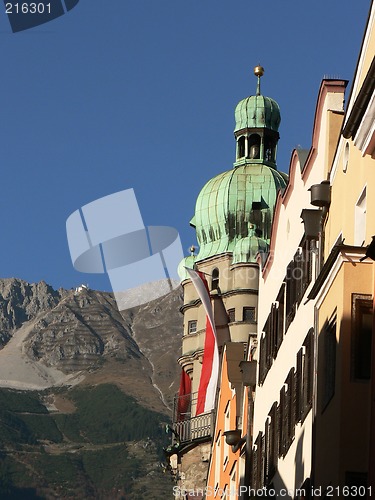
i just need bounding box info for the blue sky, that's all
[0,0,370,291]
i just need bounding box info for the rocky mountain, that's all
[0,278,183,498]
[0,279,68,346]
[0,278,183,413]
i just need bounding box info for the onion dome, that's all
[234,95,281,134]
[232,225,268,264]
[191,164,287,261]
[189,66,288,262]
[178,252,197,281]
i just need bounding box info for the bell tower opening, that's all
[233,65,280,169]
[237,136,246,159]
[248,134,261,159]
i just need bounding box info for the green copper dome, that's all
[234,95,281,133]
[191,164,287,261]
[180,67,288,266]
[178,255,196,281]
[232,230,268,264]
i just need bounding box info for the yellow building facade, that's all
[309,1,375,493]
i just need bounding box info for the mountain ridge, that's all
[0,277,183,414]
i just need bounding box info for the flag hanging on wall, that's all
[185,267,219,415]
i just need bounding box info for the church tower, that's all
[168,67,287,493]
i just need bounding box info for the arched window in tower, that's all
[211,268,219,290]
[237,136,246,159]
[248,134,261,159]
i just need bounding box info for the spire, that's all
[254,65,264,96]
[234,65,280,168]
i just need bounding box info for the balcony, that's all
[172,392,215,445]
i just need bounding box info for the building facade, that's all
[310,1,375,494]
[250,78,347,497]
[249,1,375,497]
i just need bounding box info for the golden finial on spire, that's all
[254,65,265,77]
[254,65,264,96]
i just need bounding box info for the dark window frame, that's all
[227,308,235,323]
[322,317,336,412]
[243,306,256,323]
[351,294,372,381]
[302,328,314,420]
[211,268,219,291]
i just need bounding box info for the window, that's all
[211,268,219,290]
[248,134,261,159]
[188,320,197,334]
[354,187,367,246]
[322,318,336,411]
[259,332,267,385]
[237,136,245,159]
[276,284,285,348]
[243,306,256,323]
[295,348,303,423]
[264,133,276,162]
[302,329,314,419]
[286,369,295,447]
[278,386,287,458]
[253,432,264,489]
[279,371,295,457]
[228,308,235,323]
[258,303,280,385]
[285,261,297,330]
[268,403,278,481]
[352,294,372,380]
[285,242,313,332]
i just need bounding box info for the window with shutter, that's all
[277,402,282,459]
[261,433,266,487]
[302,328,314,420]
[285,262,296,330]
[268,403,277,480]
[264,418,270,485]
[294,248,304,305]
[254,432,263,490]
[259,333,267,385]
[280,385,288,457]
[276,284,285,349]
[287,369,295,447]
[301,239,313,294]
[296,349,303,423]
[322,318,336,411]
[265,314,272,371]
[251,442,258,490]
[271,304,278,359]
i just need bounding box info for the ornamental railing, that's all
[172,391,215,444]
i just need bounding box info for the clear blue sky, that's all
[0,0,370,291]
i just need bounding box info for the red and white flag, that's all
[186,267,219,415]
